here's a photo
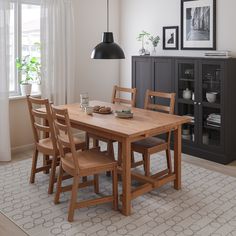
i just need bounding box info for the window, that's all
[9,0,41,96]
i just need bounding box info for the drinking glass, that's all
[80,93,89,110]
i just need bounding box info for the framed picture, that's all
[181,0,216,50]
[163,26,179,50]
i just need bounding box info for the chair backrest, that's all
[26,96,57,151]
[111,85,137,107]
[51,106,79,170]
[144,90,176,144]
[144,90,175,114]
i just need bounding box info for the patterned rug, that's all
[0,150,236,236]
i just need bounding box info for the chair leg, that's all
[106,141,115,177]
[48,155,57,194]
[68,176,79,222]
[54,164,64,204]
[30,149,38,183]
[92,138,99,148]
[166,148,172,174]
[112,168,118,211]
[85,132,90,149]
[131,151,135,166]
[94,174,99,194]
[43,155,50,174]
[143,152,150,176]
[117,142,122,166]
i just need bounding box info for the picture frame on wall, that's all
[163,26,179,50]
[181,0,216,50]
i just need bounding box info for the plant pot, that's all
[20,84,32,96]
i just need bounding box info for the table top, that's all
[55,101,190,138]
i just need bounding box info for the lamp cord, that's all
[107,0,109,32]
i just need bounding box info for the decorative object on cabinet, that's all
[163,26,179,50]
[149,34,160,55]
[183,88,192,100]
[132,56,236,164]
[206,92,217,103]
[181,0,216,50]
[137,31,151,56]
[91,0,125,59]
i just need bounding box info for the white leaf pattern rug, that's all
[0,151,236,236]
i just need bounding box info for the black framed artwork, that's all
[181,0,216,50]
[163,26,179,50]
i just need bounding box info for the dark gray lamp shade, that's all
[91,32,125,59]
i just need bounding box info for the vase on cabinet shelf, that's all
[151,47,157,56]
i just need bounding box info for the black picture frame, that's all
[181,0,216,50]
[163,26,179,50]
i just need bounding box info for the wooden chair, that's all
[26,96,86,194]
[87,85,137,166]
[52,106,118,222]
[131,90,176,176]
[111,85,137,107]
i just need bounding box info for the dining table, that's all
[41,100,190,216]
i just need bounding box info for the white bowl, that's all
[206,92,217,103]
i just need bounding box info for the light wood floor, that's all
[0,212,28,236]
[0,150,235,236]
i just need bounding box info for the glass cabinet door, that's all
[199,62,223,149]
[177,63,195,101]
[176,61,198,144]
[178,103,196,143]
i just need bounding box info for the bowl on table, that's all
[114,109,133,118]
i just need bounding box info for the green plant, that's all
[16,55,41,85]
[149,35,160,48]
[137,31,150,49]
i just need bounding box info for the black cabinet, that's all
[132,56,174,108]
[132,56,236,164]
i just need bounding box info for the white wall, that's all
[74,0,121,102]
[120,0,236,87]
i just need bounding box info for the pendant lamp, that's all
[91,0,125,59]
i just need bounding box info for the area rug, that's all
[1,150,236,236]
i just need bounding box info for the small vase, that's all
[151,47,157,56]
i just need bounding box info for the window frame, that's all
[9,0,41,97]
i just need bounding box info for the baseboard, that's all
[11,144,34,155]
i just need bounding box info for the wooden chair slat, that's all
[147,104,171,113]
[54,120,67,132]
[32,110,48,119]
[113,98,132,105]
[34,123,50,133]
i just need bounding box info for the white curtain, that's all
[41,0,77,105]
[0,0,11,161]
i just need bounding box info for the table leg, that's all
[174,125,182,190]
[122,138,131,216]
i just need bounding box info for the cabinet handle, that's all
[198,102,201,105]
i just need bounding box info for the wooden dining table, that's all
[48,100,190,216]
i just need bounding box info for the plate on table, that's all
[94,110,113,114]
[93,106,112,114]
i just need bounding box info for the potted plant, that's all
[149,35,160,55]
[16,55,41,96]
[137,31,150,56]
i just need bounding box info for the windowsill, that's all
[9,93,41,101]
